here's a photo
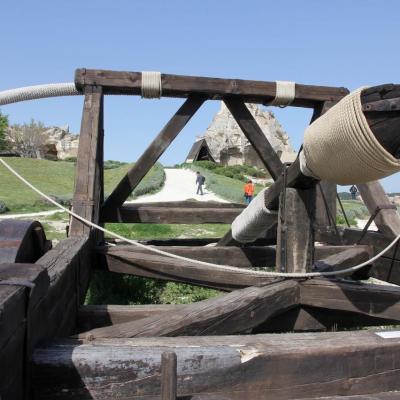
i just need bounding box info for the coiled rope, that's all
[141,71,162,99]
[269,81,296,107]
[0,83,79,106]
[1,157,400,279]
[299,88,400,184]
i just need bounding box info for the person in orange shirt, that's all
[244,180,255,205]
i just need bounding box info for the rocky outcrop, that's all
[202,102,295,168]
[42,126,79,160]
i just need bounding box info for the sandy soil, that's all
[127,168,228,204]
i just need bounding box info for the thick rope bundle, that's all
[269,81,296,107]
[0,83,79,106]
[300,88,400,184]
[231,188,278,243]
[141,71,162,99]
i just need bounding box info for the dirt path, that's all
[127,168,228,203]
[0,209,64,220]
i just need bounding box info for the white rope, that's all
[269,81,296,107]
[1,157,399,279]
[0,83,79,106]
[300,88,400,184]
[141,71,162,99]
[232,188,278,243]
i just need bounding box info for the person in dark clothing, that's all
[196,171,205,195]
[350,185,358,200]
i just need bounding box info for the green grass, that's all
[185,163,268,204]
[336,199,369,226]
[0,157,165,213]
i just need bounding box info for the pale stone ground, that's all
[126,168,228,204]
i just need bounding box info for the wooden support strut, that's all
[70,85,104,237]
[102,96,206,215]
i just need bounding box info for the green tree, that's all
[0,110,9,150]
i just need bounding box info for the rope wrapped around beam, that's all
[300,88,400,184]
[269,81,296,107]
[231,188,278,243]
[141,71,162,99]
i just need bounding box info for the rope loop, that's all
[269,81,296,107]
[141,71,162,99]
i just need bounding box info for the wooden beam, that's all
[300,278,400,321]
[313,246,372,279]
[33,331,400,399]
[100,246,278,290]
[70,85,104,236]
[101,201,245,224]
[357,181,400,238]
[223,97,283,180]
[161,351,177,400]
[102,96,206,215]
[75,68,349,107]
[77,280,299,338]
[77,304,184,332]
[276,187,315,273]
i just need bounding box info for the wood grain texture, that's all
[75,68,349,107]
[77,280,299,338]
[70,85,104,236]
[33,331,400,399]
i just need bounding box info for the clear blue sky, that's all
[1,0,399,192]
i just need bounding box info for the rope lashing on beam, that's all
[0,83,80,106]
[2,156,400,279]
[299,88,400,184]
[268,81,296,107]
[231,188,278,243]
[141,71,162,99]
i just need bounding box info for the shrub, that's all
[104,160,128,170]
[34,194,72,208]
[131,163,165,198]
[0,200,8,214]
[64,156,77,163]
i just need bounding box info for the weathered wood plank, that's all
[100,246,277,290]
[102,96,206,214]
[313,246,372,279]
[77,304,183,332]
[75,68,349,107]
[70,85,104,236]
[161,351,177,400]
[276,187,315,273]
[101,202,245,224]
[33,331,400,399]
[77,280,299,338]
[300,278,400,321]
[223,97,283,180]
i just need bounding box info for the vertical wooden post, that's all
[276,187,315,273]
[161,351,177,400]
[70,85,104,238]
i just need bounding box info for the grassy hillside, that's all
[0,157,164,213]
[185,163,268,203]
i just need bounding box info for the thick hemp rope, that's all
[299,88,400,184]
[231,188,278,243]
[0,83,79,106]
[1,157,399,279]
[269,81,296,107]
[141,71,162,99]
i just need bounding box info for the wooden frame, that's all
[2,69,400,399]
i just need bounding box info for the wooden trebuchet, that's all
[77,280,299,339]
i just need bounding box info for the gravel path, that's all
[127,168,228,203]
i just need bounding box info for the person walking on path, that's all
[196,171,205,195]
[244,180,255,205]
[350,185,358,200]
